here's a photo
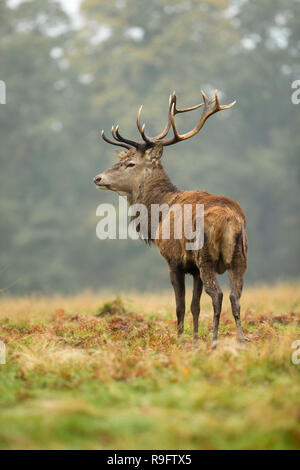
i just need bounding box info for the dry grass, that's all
[0,283,299,449]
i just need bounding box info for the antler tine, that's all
[149,92,176,141]
[136,105,143,134]
[140,123,154,144]
[214,90,236,110]
[176,102,204,113]
[176,89,205,114]
[136,106,154,144]
[115,125,140,148]
[200,89,211,110]
[111,125,119,141]
[215,89,220,109]
[170,102,180,141]
[101,129,132,149]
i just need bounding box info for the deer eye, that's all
[126,163,135,168]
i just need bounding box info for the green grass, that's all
[0,285,299,449]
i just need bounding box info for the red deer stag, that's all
[94,90,248,348]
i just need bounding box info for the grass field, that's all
[0,284,299,450]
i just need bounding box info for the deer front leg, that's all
[169,268,185,336]
[191,272,203,340]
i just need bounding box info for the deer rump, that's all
[156,197,247,275]
[204,207,247,274]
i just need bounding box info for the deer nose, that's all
[94,175,102,185]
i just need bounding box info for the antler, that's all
[101,128,132,149]
[100,90,236,150]
[156,90,236,146]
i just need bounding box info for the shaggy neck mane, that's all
[129,167,179,207]
[128,167,180,243]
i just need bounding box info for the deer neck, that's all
[129,167,179,209]
[127,168,180,242]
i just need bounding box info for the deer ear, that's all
[147,145,163,161]
[116,150,127,160]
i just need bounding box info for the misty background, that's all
[0,0,299,294]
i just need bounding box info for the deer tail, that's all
[221,215,247,266]
[241,224,248,259]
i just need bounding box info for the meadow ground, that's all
[0,284,299,450]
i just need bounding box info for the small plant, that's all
[96,296,126,316]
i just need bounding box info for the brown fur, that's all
[127,168,247,277]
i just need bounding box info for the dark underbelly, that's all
[180,256,227,275]
[181,261,198,275]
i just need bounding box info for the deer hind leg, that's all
[199,263,223,348]
[228,267,245,345]
[169,268,185,336]
[191,272,203,340]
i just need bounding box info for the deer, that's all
[94,89,248,348]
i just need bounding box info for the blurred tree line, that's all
[0,0,299,294]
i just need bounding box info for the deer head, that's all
[94,90,235,196]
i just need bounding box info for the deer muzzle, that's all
[94,174,110,189]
